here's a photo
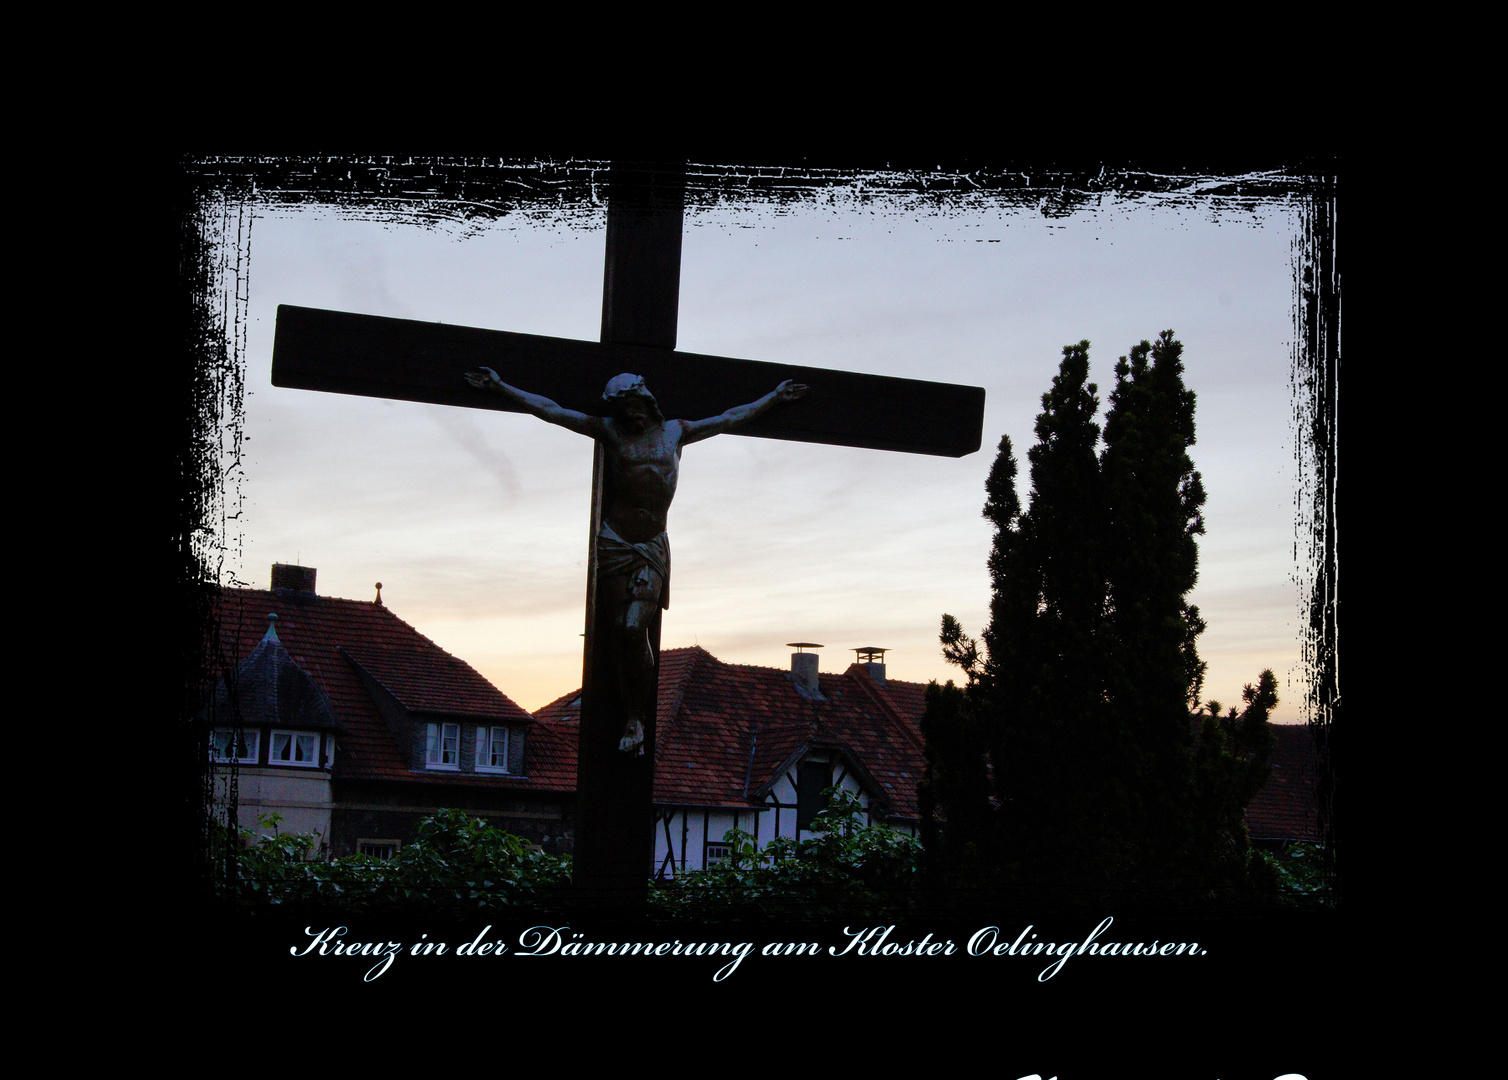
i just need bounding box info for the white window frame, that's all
[211,728,260,764]
[270,729,321,768]
[357,838,402,860]
[426,722,460,769]
[476,725,511,773]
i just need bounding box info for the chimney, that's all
[854,646,888,685]
[787,642,824,698]
[271,563,317,595]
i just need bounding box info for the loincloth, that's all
[597,524,670,609]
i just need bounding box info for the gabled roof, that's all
[209,585,570,790]
[533,647,930,822]
[1246,724,1323,842]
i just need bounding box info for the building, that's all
[205,564,1319,872]
[1246,723,1324,849]
[204,564,576,857]
[535,644,930,878]
[204,567,930,872]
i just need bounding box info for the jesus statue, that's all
[465,366,808,753]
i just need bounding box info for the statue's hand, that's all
[465,366,502,390]
[775,379,808,403]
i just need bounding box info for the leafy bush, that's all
[1254,842,1335,908]
[647,788,922,924]
[218,793,924,922]
[214,810,571,917]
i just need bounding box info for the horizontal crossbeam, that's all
[272,305,985,458]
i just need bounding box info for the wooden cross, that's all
[271,162,985,908]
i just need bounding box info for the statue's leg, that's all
[616,563,663,754]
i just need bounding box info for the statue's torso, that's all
[602,420,682,543]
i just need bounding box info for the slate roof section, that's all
[533,646,930,822]
[1246,724,1323,842]
[210,586,571,791]
[206,618,343,732]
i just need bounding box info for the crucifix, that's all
[271,162,986,907]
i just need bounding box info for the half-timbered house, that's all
[534,644,930,878]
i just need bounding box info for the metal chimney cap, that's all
[853,646,888,662]
[786,642,824,653]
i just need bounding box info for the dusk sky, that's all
[211,166,1308,722]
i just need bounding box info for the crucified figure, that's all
[465,367,808,753]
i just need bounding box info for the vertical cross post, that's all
[573,162,687,908]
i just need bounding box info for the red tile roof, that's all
[533,647,930,822]
[209,586,1318,841]
[1246,724,1323,842]
[534,647,1318,841]
[210,586,571,791]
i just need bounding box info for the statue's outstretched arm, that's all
[466,367,605,438]
[681,379,808,444]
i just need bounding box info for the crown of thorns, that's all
[602,373,658,405]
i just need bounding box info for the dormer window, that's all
[426,722,460,769]
[271,730,322,768]
[476,725,510,773]
[212,728,260,764]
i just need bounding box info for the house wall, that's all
[327,781,574,857]
[216,766,333,844]
[652,769,881,878]
[765,767,870,842]
[654,806,764,878]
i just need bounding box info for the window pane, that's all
[427,723,459,768]
[215,729,260,762]
[797,762,832,830]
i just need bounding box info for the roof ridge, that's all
[842,663,929,756]
[669,651,933,692]
[532,689,582,721]
[653,645,710,763]
[338,646,407,713]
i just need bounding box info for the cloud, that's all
[431,410,522,504]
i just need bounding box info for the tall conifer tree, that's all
[985,342,1116,885]
[1099,330,1209,886]
[921,332,1275,907]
